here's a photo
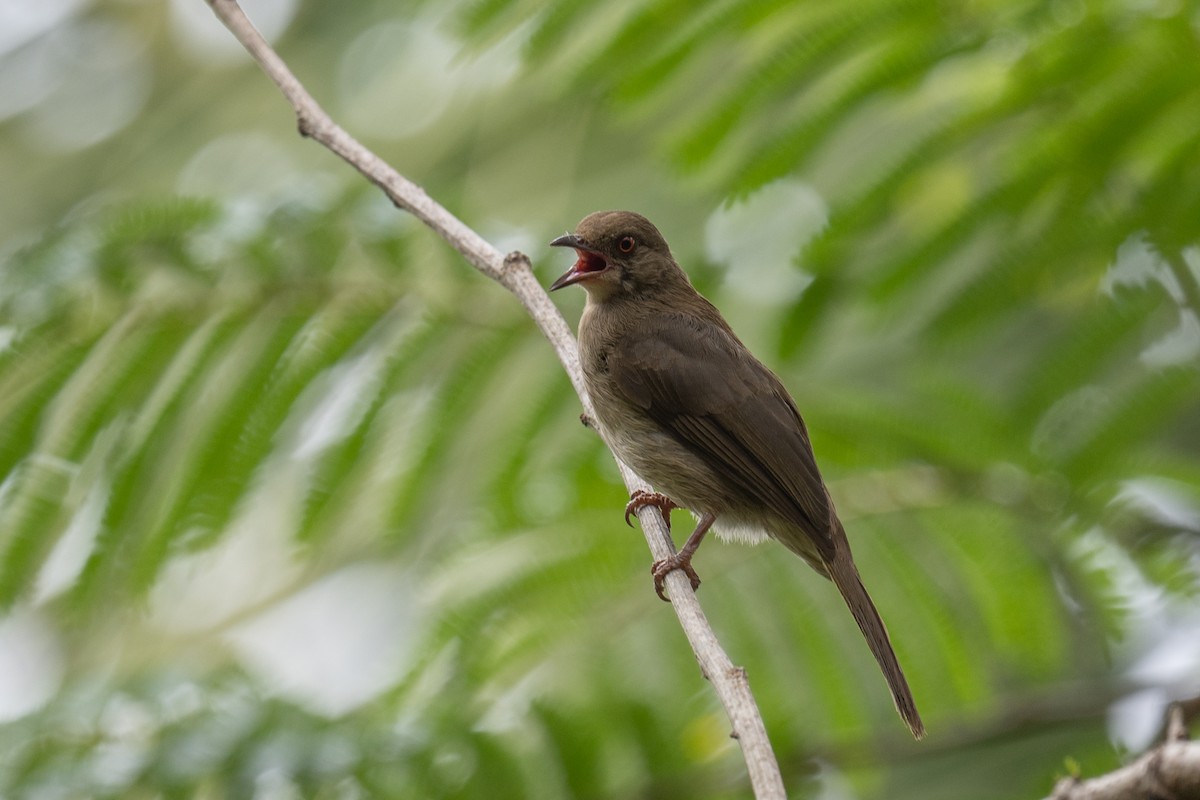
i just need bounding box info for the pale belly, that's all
[590,399,770,546]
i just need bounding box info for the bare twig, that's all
[1046,704,1200,800]
[202,1,785,796]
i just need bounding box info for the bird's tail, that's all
[824,537,925,739]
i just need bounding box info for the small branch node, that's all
[1167,703,1189,743]
[501,250,532,282]
[296,114,314,139]
[1049,776,1078,800]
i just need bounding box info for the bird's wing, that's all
[609,313,833,554]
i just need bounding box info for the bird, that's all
[548,210,925,739]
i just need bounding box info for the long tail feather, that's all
[824,534,925,739]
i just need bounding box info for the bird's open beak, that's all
[549,233,607,291]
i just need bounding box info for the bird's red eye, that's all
[618,236,636,253]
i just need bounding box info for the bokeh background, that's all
[2,0,1199,797]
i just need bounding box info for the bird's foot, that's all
[624,490,677,529]
[651,552,701,602]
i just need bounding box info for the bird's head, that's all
[548,211,685,300]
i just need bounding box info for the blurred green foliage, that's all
[1,0,1199,798]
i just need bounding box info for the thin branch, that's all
[1046,704,1200,800]
[203,2,785,797]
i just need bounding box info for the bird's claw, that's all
[651,553,702,602]
[624,490,677,529]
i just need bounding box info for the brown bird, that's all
[549,210,924,739]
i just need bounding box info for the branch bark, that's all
[202,2,785,797]
[1046,705,1200,800]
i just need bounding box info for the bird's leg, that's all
[652,512,716,602]
[624,489,677,529]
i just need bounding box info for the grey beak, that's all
[549,233,586,249]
